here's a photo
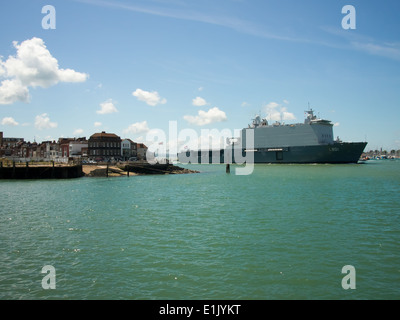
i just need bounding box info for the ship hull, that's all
[250,142,367,164]
[179,142,367,164]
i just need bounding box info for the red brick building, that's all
[88,131,121,160]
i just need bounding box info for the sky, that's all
[0,0,399,152]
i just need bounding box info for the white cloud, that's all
[97,99,118,114]
[350,41,400,61]
[0,79,30,104]
[124,120,150,135]
[183,107,227,126]
[34,113,57,130]
[44,135,53,141]
[0,37,88,104]
[1,116,19,126]
[94,121,102,127]
[264,102,281,121]
[132,88,167,106]
[192,96,207,107]
[264,101,295,121]
[282,111,296,121]
[334,122,340,127]
[73,128,84,135]
[241,102,250,107]
[266,102,280,110]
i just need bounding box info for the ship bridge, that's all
[304,109,333,126]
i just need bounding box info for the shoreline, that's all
[83,163,200,177]
[0,162,199,179]
[82,163,199,177]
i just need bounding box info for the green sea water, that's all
[1,160,399,300]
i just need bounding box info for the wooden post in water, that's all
[226,163,230,174]
[106,163,109,177]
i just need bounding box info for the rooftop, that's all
[90,131,121,139]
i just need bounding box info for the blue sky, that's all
[0,0,399,151]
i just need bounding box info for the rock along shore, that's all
[83,163,199,177]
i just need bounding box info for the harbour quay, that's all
[0,161,83,179]
[0,160,198,179]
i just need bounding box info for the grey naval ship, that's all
[179,109,367,164]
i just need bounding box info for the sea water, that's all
[0,160,399,300]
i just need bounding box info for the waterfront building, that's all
[136,143,148,160]
[121,139,137,160]
[41,141,60,160]
[19,142,38,159]
[88,131,121,160]
[69,139,88,158]
[81,147,88,158]
[0,133,25,157]
[1,136,24,148]
[58,137,88,159]
[59,138,75,158]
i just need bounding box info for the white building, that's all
[121,139,137,160]
[69,141,88,158]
